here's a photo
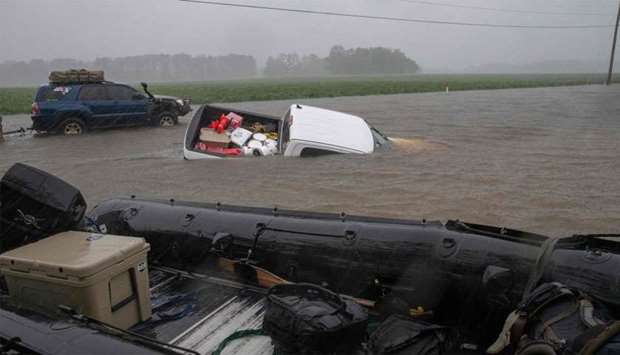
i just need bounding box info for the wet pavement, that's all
[1,85,619,237]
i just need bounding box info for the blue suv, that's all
[31,82,191,135]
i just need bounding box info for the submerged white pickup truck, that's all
[183,104,390,159]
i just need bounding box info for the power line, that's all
[179,0,614,29]
[397,0,613,17]
[606,0,620,85]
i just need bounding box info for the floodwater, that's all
[1,85,619,237]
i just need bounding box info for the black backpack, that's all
[263,283,368,354]
[489,282,615,355]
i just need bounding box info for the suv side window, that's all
[35,86,72,102]
[78,85,108,101]
[107,85,136,101]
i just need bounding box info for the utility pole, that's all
[607,0,620,85]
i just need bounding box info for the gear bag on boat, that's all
[488,282,617,355]
[367,314,454,355]
[262,283,368,354]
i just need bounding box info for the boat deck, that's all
[172,296,271,355]
[133,266,273,355]
[0,263,484,355]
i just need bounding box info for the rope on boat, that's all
[211,329,269,355]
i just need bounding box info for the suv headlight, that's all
[176,99,184,106]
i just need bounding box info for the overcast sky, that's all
[0,0,618,71]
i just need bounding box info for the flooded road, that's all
[1,85,619,237]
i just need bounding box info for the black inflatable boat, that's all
[1,163,619,355]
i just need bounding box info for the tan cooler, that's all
[0,231,151,329]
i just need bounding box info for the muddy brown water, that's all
[1,85,619,237]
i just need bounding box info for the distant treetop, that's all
[264,45,419,77]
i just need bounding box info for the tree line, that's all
[264,46,420,77]
[0,46,419,86]
[0,54,257,86]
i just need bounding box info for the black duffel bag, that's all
[367,315,454,355]
[263,283,368,354]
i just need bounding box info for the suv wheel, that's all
[157,112,177,127]
[59,118,86,136]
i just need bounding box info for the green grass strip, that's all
[1,74,616,115]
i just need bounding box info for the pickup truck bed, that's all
[184,105,280,159]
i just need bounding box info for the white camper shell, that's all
[183,104,389,160]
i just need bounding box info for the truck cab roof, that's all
[286,104,375,155]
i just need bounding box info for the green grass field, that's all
[0,87,38,115]
[0,74,615,115]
